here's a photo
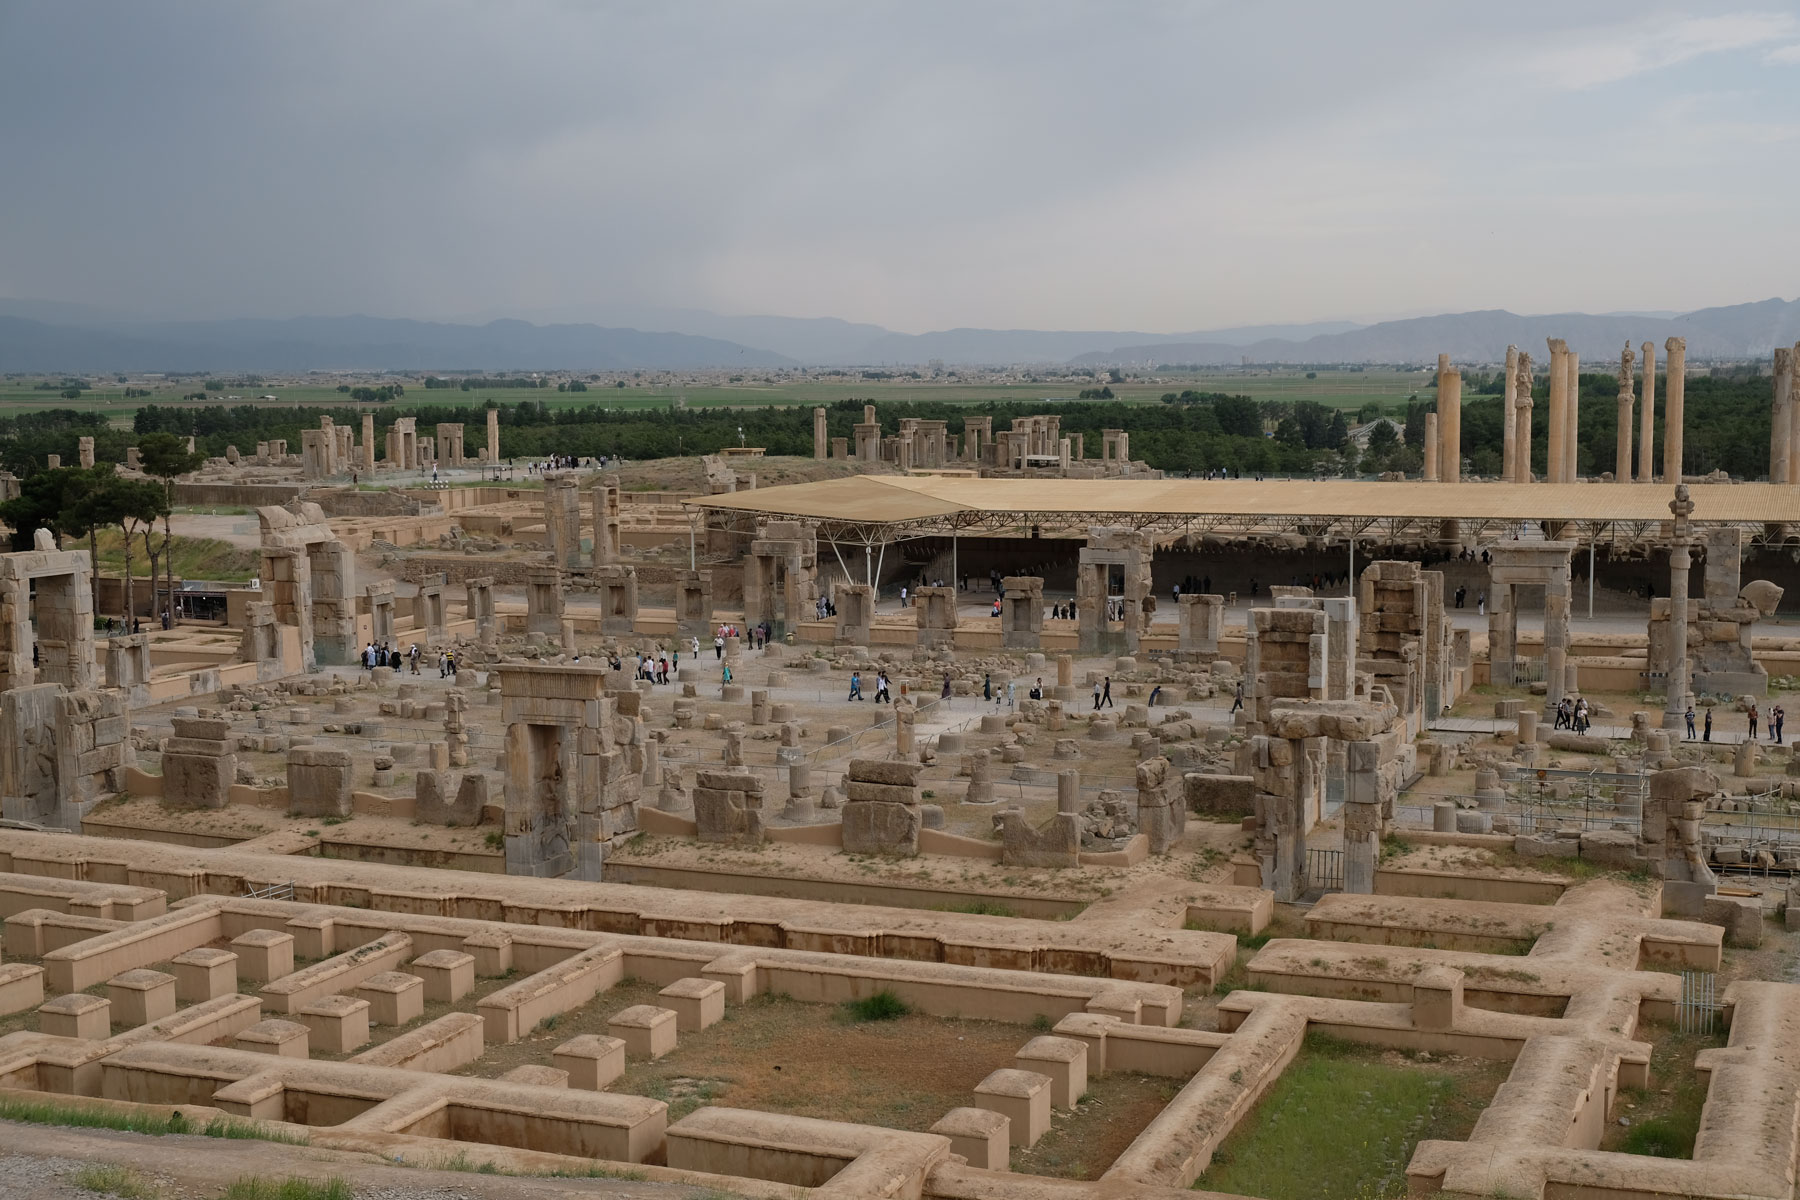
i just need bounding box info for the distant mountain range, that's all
[0,297,1795,373]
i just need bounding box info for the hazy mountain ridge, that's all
[0,300,1795,373]
[0,315,794,373]
[1070,299,1800,367]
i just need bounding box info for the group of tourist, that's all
[358,640,458,678]
[1551,696,1592,734]
[845,670,891,702]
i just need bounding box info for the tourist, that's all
[1772,703,1785,743]
[1454,585,1467,609]
[714,632,724,660]
[444,650,455,677]
[1685,705,1696,739]
[1703,707,1713,741]
[983,673,991,701]
[1748,703,1759,740]
[1100,676,1113,709]
[1477,591,1486,616]
[1030,677,1043,700]
[875,671,891,703]
[690,635,701,657]
[409,644,421,674]
[1006,679,1015,709]
[941,673,951,702]
[1093,679,1102,710]
[722,663,731,684]
[848,671,863,701]
[1231,681,1244,713]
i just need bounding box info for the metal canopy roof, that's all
[688,477,1800,548]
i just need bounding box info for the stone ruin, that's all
[833,583,873,646]
[673,569,712,640]
[914,585,957,649]
[1075,527,1153,653]
[1358,558,1450,737]
[0,539,131,830]
[497,663,641,880]
[1177,592,1224,658]
[693,769,767,845]
[841,757,923,855]
[1648,526,1783,698]
[1486,541,1574,719]
[1000,575,1044,649]
[257,502,357,668]
[742,519,819,639]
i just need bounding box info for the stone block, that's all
[287,746,353,817]
[846,758,923,787]
[554,1033,628,1090]
[974,1068,1052,1148]
[1013,1035,1088,1109]
[355,971,424,1026]
[658,977,725,1032]
[410,949,475,1004]
[231,929,296,985]
[170,948,238,1004]
[235,1018,311,1058]
[841,800,921,855]
[296,995,372,1053]
[0,964,46,1017]
[1702,894,1764,947]
[105,968,177,1029]
[608,1004,678,1059]
[931,1107,1011,1171]
[500,1064,569,1088]
[39,993,110,1040]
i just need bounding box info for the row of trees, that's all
[0,434,206,621]
[16,374,1789,481]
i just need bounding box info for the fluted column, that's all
[1789,343,1800,481]
[1513,351,1534,482]
[1773,348,1793,484]
[1423,413,1439,480]
[1663,337,1686,483]
[1568,344,1582,481]
[1438,357,1462,483]
[1545,339,1568,484]
[1501,345,1519,482]
[1615,341,1635,483]
[1637,341,1656,482]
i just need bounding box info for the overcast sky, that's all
[3,1,1798,333]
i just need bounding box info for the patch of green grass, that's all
[1621,1113,1696,1158]
[937,899,1015,917]
[839,989,910,1022]
[1379,833,1413,863]
[1195,1032,1504,1200]
[0,1096,304,1145]
[71,1164,157,1199]
[219,1180,353,1200]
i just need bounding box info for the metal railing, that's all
[244,881,295,901]
[1679,970,1721,1035]
[1307,848,1344,891]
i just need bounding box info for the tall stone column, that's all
[1563,348,1580,481]
[1663,337,1686,484]
[812,407,827,460]
[1772,347,1793,484]
[1615,341,1635,483]
[1545,339,1567,484]
[1436,355,1461,483]
[1422,413,1439,481]
[1637,341,1656,482]
[1500,345,1519,481]
[1543,569,1571,722]
[1789,343,1800,478]
[487,408,501,466]
[362,414,376,472]
[1513,350,1534,483]
[1663,485,1694,730]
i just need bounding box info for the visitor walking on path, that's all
[1704,707,1713,741]
[1093,680,1102,710]
[1100,676,1113,709]
[848,672,863,701]
[1685,705,1696,739]
[1748,704,1759,740]
[1772,703,1785,743]
[1230,681,1244,714]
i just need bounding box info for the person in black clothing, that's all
[1099,676,1113,709]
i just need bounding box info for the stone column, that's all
[1638,342,1656,482]
[1057,769,1080,815]
[1422,413,1439,481]
[1616,341,1635,484]
[1663,337,1686,484]
[1543,568,1571,722]
[487,408,501,466]
[1663,485,1695,730]
[1545,339,1567,484]
[362,414,376,472]
[1500,345,1519,482]
[1436,355,1461,483]
[78,437,95,468]
[1563,348,1580,481]
[1789,343,1800,479]
[1773,348,1793,484]
[813,408,827,460]
[1513,350,1534,483]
